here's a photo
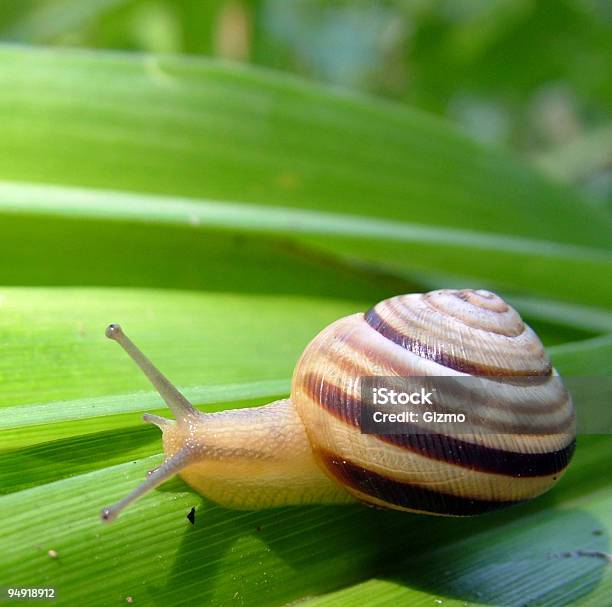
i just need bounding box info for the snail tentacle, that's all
[106,323,200,425]
[101,446,195,522]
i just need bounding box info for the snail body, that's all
[101,289,576,522]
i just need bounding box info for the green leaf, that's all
[0,45,610,306]
[2,428,610,607]
[299,485,612,606]
[1,286,610,606]
[550,334,612,376]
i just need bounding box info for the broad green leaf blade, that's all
[302,232,612,308]
[1,181,611,307]
[0,45,610,305]
[1,438,609,607]
[0,383,289,432]
[1,288,610,606]
[0,197,410,301]
[299,487,612,606]
[549,334,612,375]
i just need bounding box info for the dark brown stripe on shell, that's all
[302,374,576,478]
[364,307,552,377]
[316,449,523,516]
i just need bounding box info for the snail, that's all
[101,289,576,522]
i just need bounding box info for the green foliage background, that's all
[0,2,610,606]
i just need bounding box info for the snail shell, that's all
[292,289,576,515]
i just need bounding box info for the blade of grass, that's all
[0,438,608,607]
[1,181,611,308]
[298,487,612,607]
[1,299,610,606]
[0,205,414,301]
[0,45,610,305]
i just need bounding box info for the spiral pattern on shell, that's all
[292,289,576,516]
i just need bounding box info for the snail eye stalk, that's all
[105,324,199,425]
